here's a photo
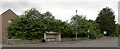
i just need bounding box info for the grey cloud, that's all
[1,2,39,15]
[2,2,35,9]
[0,1,119,22]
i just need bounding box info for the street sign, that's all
[88,30,89,32]
[104,31,107,34]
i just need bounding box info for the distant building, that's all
[0,9,17,42]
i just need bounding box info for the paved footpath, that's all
[0,43,2,49]
[2,37,119,47]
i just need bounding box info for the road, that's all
[2,37,119,47]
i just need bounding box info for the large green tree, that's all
[8,8,104,40]
[96,7,116,36]
[8,8,47,39]
[8,8,74,39]
[71,15,103,39]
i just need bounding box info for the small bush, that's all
[89,30,104,39]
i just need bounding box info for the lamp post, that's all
[76,10,78,40]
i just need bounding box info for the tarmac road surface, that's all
[2,37,119,47]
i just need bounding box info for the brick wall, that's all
[0,15,2,43]
[6,39,42,45]
[1,9,16,42]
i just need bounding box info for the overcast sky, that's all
[0,0,119,23]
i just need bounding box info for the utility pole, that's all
[76,10,78,40]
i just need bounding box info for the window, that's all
[8,20,11,23]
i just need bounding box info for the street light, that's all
[76,10,78,40]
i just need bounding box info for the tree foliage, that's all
[8,8,72,39]
[8,8,117,40]
[70,15,104,39]
[96,7,116,36]
[118,24,120,35]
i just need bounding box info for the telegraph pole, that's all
[76,10,78,40]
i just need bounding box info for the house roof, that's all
[0,9,17,16]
